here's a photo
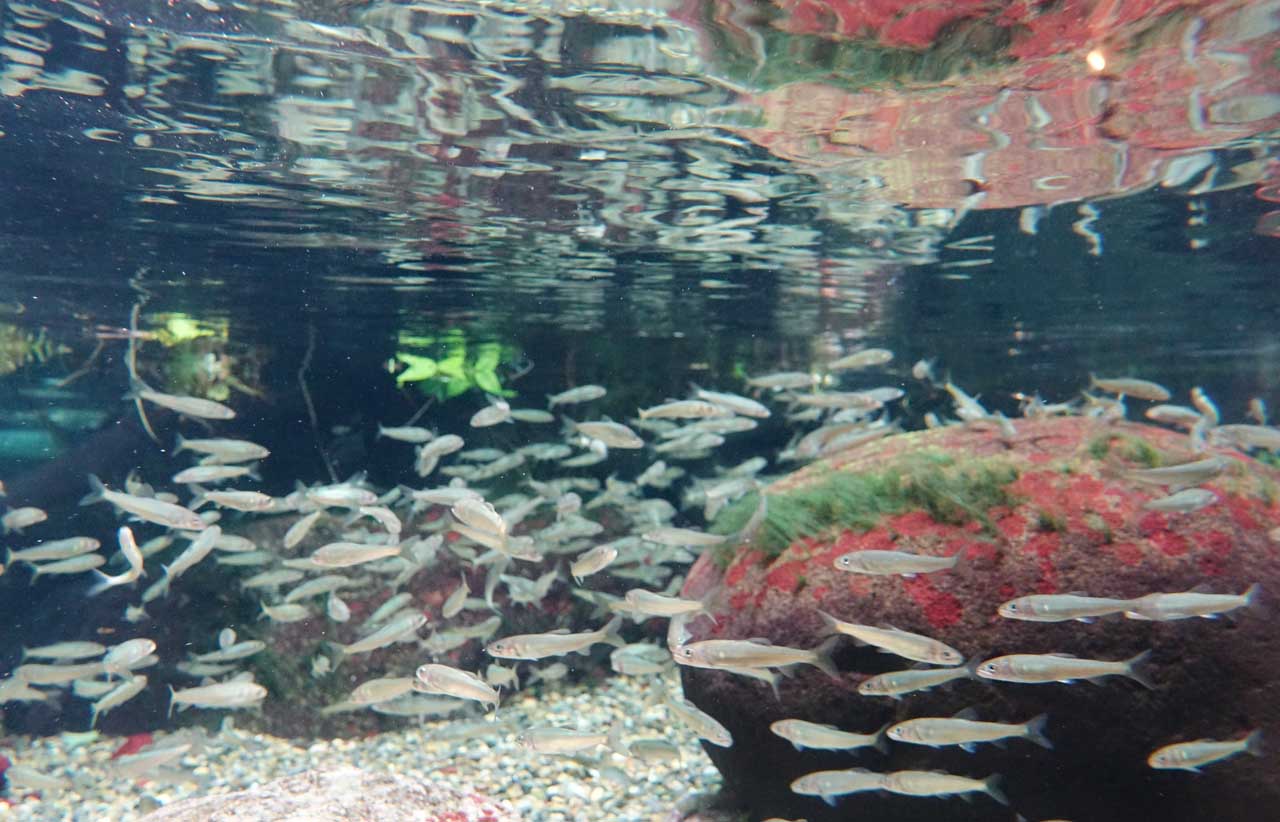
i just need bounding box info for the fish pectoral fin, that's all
[952,707,979,720]
[960,742,978,753]
[822,795,838,808]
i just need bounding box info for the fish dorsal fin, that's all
[745,637,773,645]
[1067,591,1088,596]
[548,629,570,635]
[1189,582,1214,594]
[952,707,979,721]
[1050,652,1078,658]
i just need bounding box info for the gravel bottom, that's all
[2,672,722,821]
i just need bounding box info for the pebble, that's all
[0,672,720,821]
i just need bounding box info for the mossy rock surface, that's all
[682,416,1280,822]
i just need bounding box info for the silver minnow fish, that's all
[1148,730,1263,771]
[174,435,268,462]
[168,681,266,716]
[834,549,960,576]
[692,387,771,418]
[858,664,976,698]
[818,611,963,666]
[414,663,499,710]
[887,709,1052,752]
[881,770,1008,805]
[668,697,733,747]
[1126,456,1230,488]
[998,593,1134,623]
[790,768,885,806]
[339,612,426,656]
[136,387,235,419]
[81,475,206,531]
[976,650,1155,688]
[770,719,888,753]
[638,400,730,420]
[569,419,644,449]
[2,507,47,533]
[1143,488,1218,513]
[310,542,401,568]
[1089,375,1171,402]
[547,384,607,407]
[570,544,617,583]
[486,616,624,660]
[672,636,839,677]
[1124,584,1259,621]
[517,726,628,755]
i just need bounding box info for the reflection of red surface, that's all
[709,1,1280,210]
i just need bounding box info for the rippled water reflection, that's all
[0,0,1277,459]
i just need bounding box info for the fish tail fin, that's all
[90,704,101,729]
[984,774,1009,806]
[947,549,964,570]
[872,722,892,755]
[600,615,626,648]
[815,609,841,636]
[1243,582,1262,609]
[167,686,176,720]
[80,474,107,507]
[1124,648,1157,690]
[963,656,982,679]
[1245,729,1265,758]
[1023,713,1053,750]
[810,635,842,679]
[173,433,188,454]
[87,570,115,598]
[606,725,630,757]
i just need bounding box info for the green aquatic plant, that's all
[709,450,1021,566]
[390,329,517,400]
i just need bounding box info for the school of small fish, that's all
[0,360,1273,814]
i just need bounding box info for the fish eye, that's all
[1005,602,1019,611]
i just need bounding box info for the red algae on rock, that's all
[683,416,1280,822]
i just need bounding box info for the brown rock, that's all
[140,767,520,822]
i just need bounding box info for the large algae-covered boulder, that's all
[681,416,1280,822]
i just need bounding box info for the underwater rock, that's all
[138,766,518,821]
[681,416,1280,822]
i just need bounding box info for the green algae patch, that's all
[1116,436,1163,467]
[710,451,1021,566]
[1086,433,1165,467]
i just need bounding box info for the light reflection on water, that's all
[0,1,1275,468]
